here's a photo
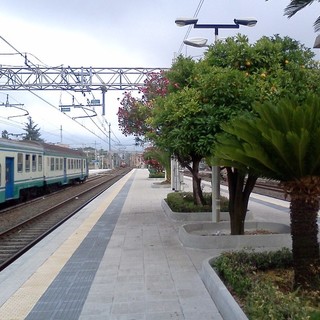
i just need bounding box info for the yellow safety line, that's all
[0,170,134,320]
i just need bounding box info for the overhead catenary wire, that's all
[0,35,127,149]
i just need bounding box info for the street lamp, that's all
[176,17,257,44]
[183,38,209,48]
[175,17,257,223]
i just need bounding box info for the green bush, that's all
[212,249,319,319]
[166,192,229,212]
[149,172,165,178]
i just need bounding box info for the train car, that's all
[0,138,88,203]
[0,138,45,203]
[42,143,88,187]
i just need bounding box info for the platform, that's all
[0,169,292,320]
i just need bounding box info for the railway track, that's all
[0,167,131,271]
[186,171,286,200]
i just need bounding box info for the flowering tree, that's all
[143,147,164,172]
[117,71,168,142]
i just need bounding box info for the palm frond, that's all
[314,15,320,32]
[214,95,320,181]
[284,1,317,18]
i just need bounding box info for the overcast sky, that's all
[0,0,319,151]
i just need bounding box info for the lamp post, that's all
[175,17,257,222]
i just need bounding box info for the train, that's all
[0,138,88,203]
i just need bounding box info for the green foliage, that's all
[204,35,320,105]
[23,116,43,141]
[213,249,293,297]
[143,147,171,180]
[246,281,311,320]
[166,192,229,212]
[213,249,318,319]
[148,172,165,178]
[214,96,320,181]
[149,86,216,159]
[1,130,9,139]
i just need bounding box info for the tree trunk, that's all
[183,156,204,206]
[226,167,257,235]
[191,158,204,206]
[289,195,320,289]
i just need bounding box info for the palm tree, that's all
[214,96,320,289]
[284,0,320,31]
[143,147,171,182]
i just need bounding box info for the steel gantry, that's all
[0,66,166,91]
[0,65,167,115]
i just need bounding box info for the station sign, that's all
[91,99,101,105]
[60,107,71,112]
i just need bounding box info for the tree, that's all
[148,56,231,205]
[1,130,9,139]
[117,71,169,143]
[204,34,320,235]
[143,147,171,181]
[269,0,320,32]
[213,96,320,290]
[23,116,43,141]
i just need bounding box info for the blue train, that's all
[0,138,88,203]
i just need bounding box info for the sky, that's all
[0,0,319,151]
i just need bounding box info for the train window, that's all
[32,154,37,172]
[25,154,30,172]
[50,157,55,171]
[17,153,23,172]
[55,158,59,170]
[38,155,43,171]
[60,158,63,170]
[68,159,71,170]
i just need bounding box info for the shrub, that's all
[166,192,229,212]
[246,281,310,320]
[212,249,319,319]
[149,172,165,178]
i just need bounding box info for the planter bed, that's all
[179,221,291,249]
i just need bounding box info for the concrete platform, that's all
[0,169,301,320]
[0,169,224,320]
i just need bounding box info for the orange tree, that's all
[201,34,320,234]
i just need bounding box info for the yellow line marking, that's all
[0,170,134,320]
